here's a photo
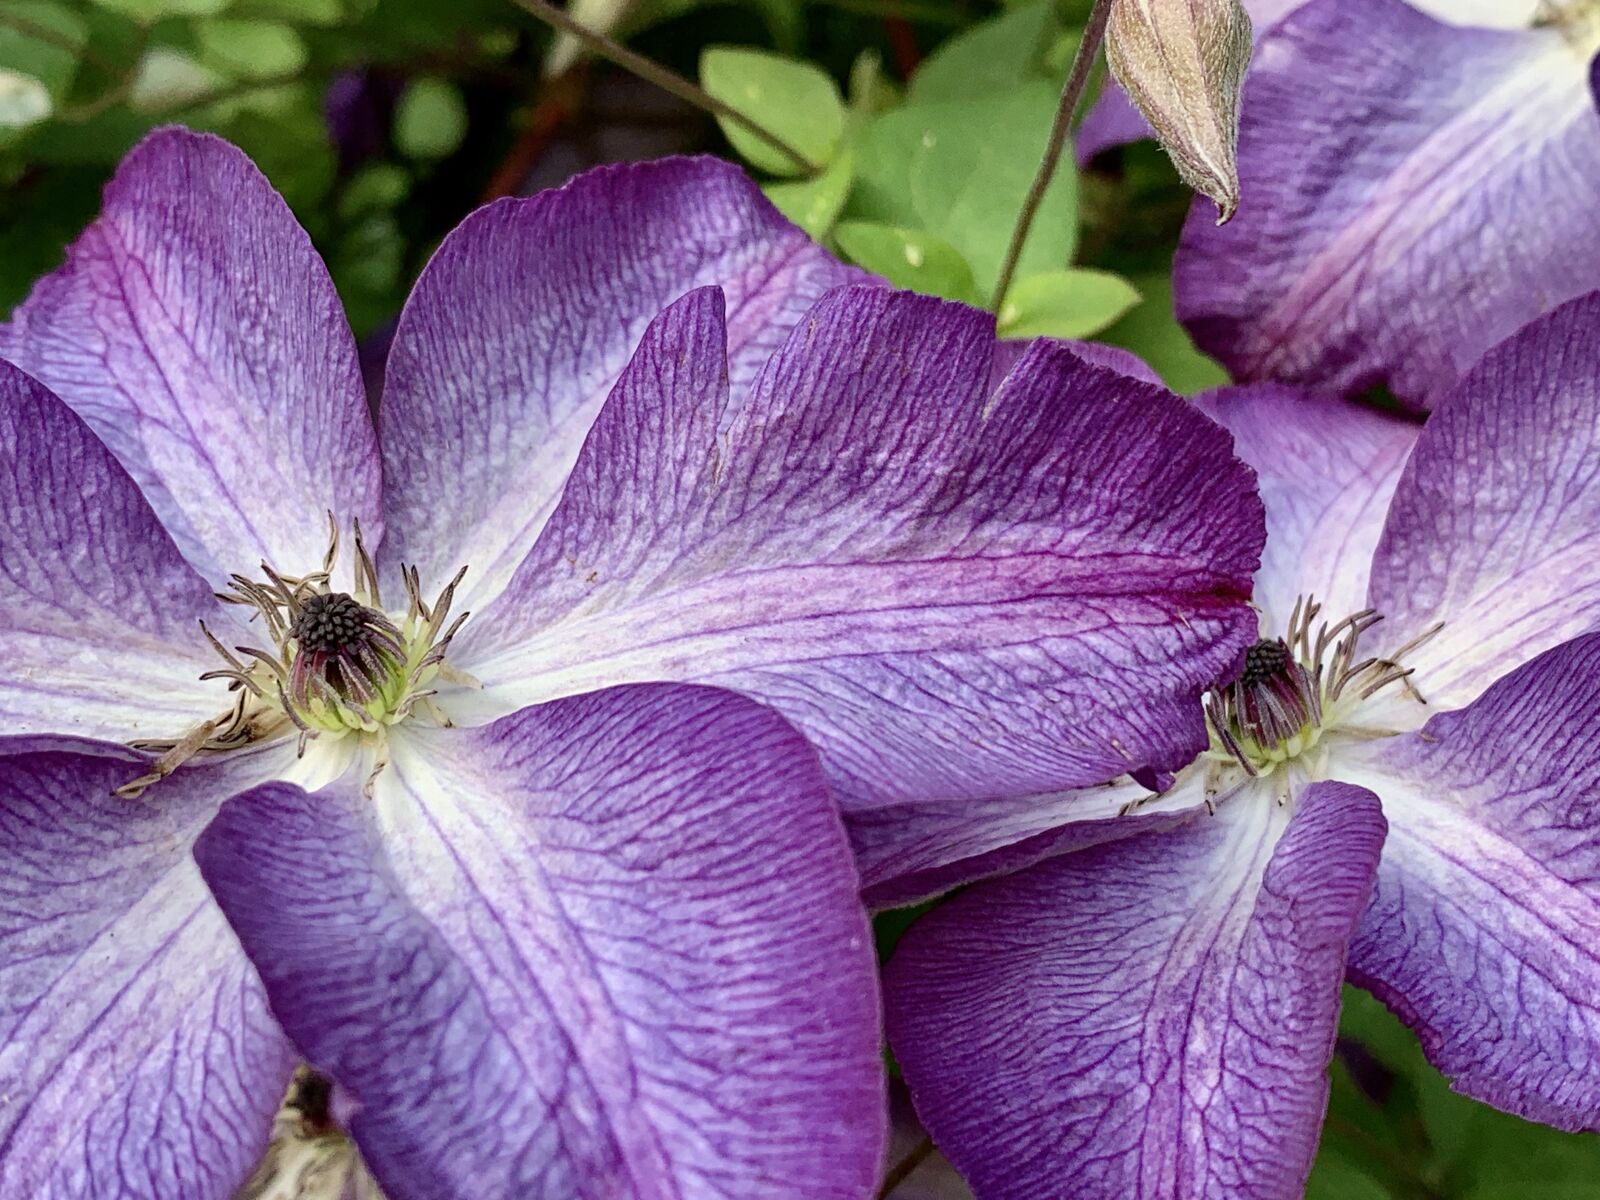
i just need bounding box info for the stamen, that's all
[1204,595,1440,775]
[119,518,474,796]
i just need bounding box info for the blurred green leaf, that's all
[1315,988,1600,1198]
[240,0,348,24]
[208,93,336,214]
[1304,1144,1392,1200]
[129,47,223,112]
[1098,271,1226,394]
[195,18,308,79]
[90,0,231,17]
[700,45,843,177]
[332,210,404,335]
[907,0,1053,104]
[998,268,1140,339]
[338,162,411,219]
[833,221,979,304]
[764,147,853,238]
[393,77,468,160]
[0,2,86,108]
[850,82,1077,300]
[0,166,102,315]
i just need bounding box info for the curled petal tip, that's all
[1106,0,1253,218]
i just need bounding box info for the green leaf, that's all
[700,46,843,177]
[1098,271,1228,394]
[90,0,231,17]
[908,1,1054,104]
[393,77,468,160]
[195,19,308,79]
[998,269,1140,340]
[851,83,1079,301]
[337,162,411,219]
[832,221,979,305]
[763,148,854,239]
[1304,1145,1393,1200]
[129,47,224,112]
[236,0,347,24]
[0,2,87,102]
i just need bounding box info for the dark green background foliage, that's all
[3,1,1595,1194]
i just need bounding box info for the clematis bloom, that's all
[886,292,1600,1199]
[0,129,1264,1198]
[1173,0,1600,407]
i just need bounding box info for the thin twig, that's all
[875,1136,934,1199]
[505,0,820,174]
[991,0,1117,312]
[0,9,127,75]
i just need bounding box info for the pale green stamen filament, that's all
[119,516,473,798]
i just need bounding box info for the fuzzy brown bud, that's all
[1105,0,1253,223]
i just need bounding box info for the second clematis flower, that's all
[0,129,1265,1198]
[1174,0,1600,407]
[886,292,1600,1199]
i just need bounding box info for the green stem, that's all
[990,0,1116,312]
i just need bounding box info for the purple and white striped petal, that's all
[1076,0,1539,164]
[1193,384,1419,632]
[0,743,294,1199]
[1174,0,1600,408]
[194,685,884,1200]
[1367,292,1600,712]
[377,155,861,610]
[1341,634,1600,1130]
[885,781,1385,1200]
[0,129,380,587]
[0,360,226,743]
[450,285,1263,889]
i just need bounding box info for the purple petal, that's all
[0,360,227,743]
[1076,87,1152,165]
[0,743,294,1198]
[378,155,860,610]
[0,128,380,586]
[194,684,885,1200]
[1175,0,1600,408]
[452,285,1264,890]
[1342,633,1600,1130]
[989,337,1163,391]
[886,781,1384,1200]
[1367,291,1600,710]
[1193,384,1419,631]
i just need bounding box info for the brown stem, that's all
[504,0,820,174]
[990,0,1117,312]
[875,1135,934,1199]
[480,68,587,202]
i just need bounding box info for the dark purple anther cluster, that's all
[289,592,370,654]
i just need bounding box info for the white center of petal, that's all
[118,516,475,797]
[1150,597,1441,814]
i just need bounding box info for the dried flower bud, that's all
[1105,0,1253,223]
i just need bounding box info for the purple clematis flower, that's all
[1078,0,1543,163]
[885,292,1600,1200]
[0,129,1264,1198]
[1172,0,1600,407]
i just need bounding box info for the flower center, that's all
[1203,596,1441,783]
[1539,0,1600,51]
[118,517,472,797]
